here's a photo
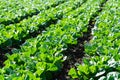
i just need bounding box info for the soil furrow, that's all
[53,0,108,79]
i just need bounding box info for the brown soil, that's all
[0,49,7,67]
[53,0,108,79]
[53,23,93,80]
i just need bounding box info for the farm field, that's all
[0,0,120,80]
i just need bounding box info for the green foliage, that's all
[0,0,66,24]
[68,68,78,79]
[69,0,120,79]
[0,0,86,79]
[0,0,120,79]
[0,0,84,48]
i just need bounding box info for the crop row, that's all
[69,0,120,79]
[0,0,85,48]
[0,0,105,79]
[0,0,66,25]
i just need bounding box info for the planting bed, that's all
[0,0,120,80]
